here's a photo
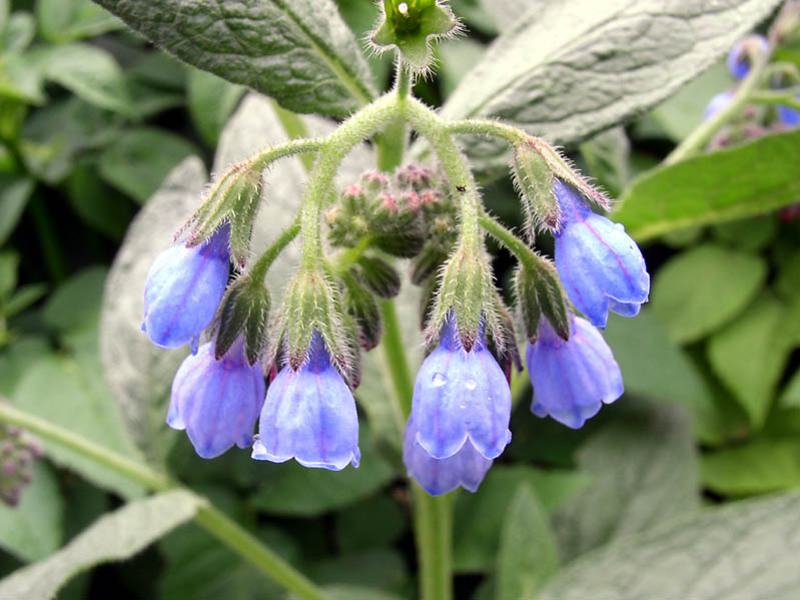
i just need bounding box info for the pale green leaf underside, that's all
[0,491,201,600]
[539,492,800,600]
[90,0,376,115]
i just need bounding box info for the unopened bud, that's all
[214,272,271,364]
[513,142,557,235]
[356,255,401,298]
[340,272,382,351]
[514,259,570,342]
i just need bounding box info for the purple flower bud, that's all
[142,224,230,351]
[168,335,264,459]
[553,180,649,329]
[252,331,360,471]
[778,100,800,127]
[703,90,734,121]
[409,317,511,464]
[727,35,768,80]
[526,314,623,429]
[403,415,492,496]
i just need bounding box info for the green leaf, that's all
[0,462,63,562]
[442,0,780,146]
[41,43,133,116]
[438,38,486,99]
[335,495,406,553]
[579,126,630,199]
[0,250,17,298]
[66,161,133,240]
[98,128,198,204]
[91,0,376,115]
[496,483,558,600]
[0,51,46,104]
[553,402,699,561]
[707,295,800,428]
[650,244,766,344]
[475,0,536,32]
[643,62,732,143]
[0,174,33,246]
[538,492,800,600]
[11,351,145,498]
[37,0,122,42]
[187,69,245,147]
[99,157,205,465]
[250,452,396,517]
[0,336,49,397]
[711,214,778,252]
[616,129,800,241]
[780,368,800,409]
[309,548,408,592]
[42,267,106,341]
[453,465,589,572]
[2,12,36,52]
[0,490,201,600]
[702,439,800,496]
[320,586,406,600]
[603,313,721,443]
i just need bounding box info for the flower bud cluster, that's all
[0,420,42,507]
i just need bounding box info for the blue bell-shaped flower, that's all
[252,330,360,471]
[403,316,511,495]
[526,314,623,429]
[168,335,265,458]
[553,179,649,329]
[143,224,230,351]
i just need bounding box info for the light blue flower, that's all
[252,331,360,471]
[143,225,230,351]
[703,90,734,121]
[553,179,649,329]
[403,415,492,496]
[407,317,511,472]
[778,100,800,127]
[168,335,265,458]
[526,314,623,429]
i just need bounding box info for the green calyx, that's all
[513,258,570,342]
[184,163,263,267]
[370,0,459,71]
[513,142,557,235]
[214,273,271,365]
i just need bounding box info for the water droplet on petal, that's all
[465,378,477,390]
[432,373,447,387]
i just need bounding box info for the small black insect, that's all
[456,185,466,192]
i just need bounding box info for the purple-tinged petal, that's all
[526,315,623,429]
[778,101,800,127]
[703,90,734,121]
[169,336,265,458]
[253,331,360,471]
[403,416,492,496]
[412,318,511,460]
[143,225,230,350]
[726,35,767,80]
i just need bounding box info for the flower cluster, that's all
[142,144,647,495]
[0,418,42,507]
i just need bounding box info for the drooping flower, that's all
[403,316,511,495]
[403,416,492,496]
[703,90,734,121]
[252,330,360,471]
[726,35,768,80]
[552,179,650,329]
[142,224,230,351]
[526,314,623,429]
[168,335,265,459]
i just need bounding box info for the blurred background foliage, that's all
[0,0,799,598]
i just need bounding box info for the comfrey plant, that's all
[141,0,649,498]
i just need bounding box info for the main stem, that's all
[0,403,324,600]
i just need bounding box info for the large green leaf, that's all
[603,313,721,443]
[553,402,700,561]
[442,0,779,150]
[538,492,800,600]
[0,490,201,600]
[37,0,123,42]
[41,43,134,116]
[616,129,800,241]
[90,0,376,115]
[702,439,800,496]
[453,465,588,572]
[187,69,245,147]
[98,128,199,204]
[496,483,558,600]
[650,245,766,344]
[707,295,800,428]
[0,175,34,246]
[0,462,63,562]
